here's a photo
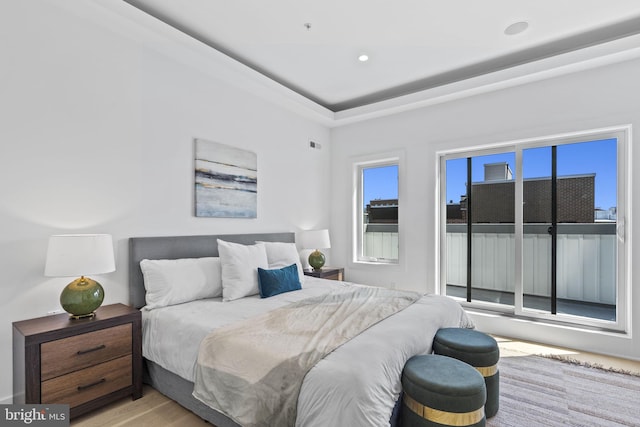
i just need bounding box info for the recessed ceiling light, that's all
[358,54,369,62]
[504,21,529,36]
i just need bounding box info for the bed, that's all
[129,232,472,427]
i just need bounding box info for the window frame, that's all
[352,151,404,266]
[437,126,631,333]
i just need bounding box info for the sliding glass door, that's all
[445,151,515,309]
[521,140,617,320]
[522,146,553,314]
[441,128,627,330]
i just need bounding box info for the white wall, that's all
[330,57,640,361]
[0,1,331,403]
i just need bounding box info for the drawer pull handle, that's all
[77,378,106,391]
[77,344,106,355]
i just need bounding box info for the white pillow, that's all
[140,257,222,310]
[217,239,269,301]
[258,241,305,285]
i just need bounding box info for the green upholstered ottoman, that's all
[433,328,500,418]
[401,354,486,427]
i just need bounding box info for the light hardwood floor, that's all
[71,338,640,426]
[494,335,640,375]
[72,385,208,427]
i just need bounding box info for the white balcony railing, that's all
[363,224,399,261]
[447,223,616,305]
[365,223,616,305]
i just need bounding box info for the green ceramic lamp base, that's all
[60,276,105,319]
[308,250,326,271]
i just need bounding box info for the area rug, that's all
[487,355,640,426]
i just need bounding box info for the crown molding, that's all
[55,1,640,129]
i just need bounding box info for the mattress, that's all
[142,277,473,427]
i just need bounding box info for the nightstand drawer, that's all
[41,354,132,408]
[41,323,132,380]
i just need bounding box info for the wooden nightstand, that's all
[304,267,344,281]
[12,303,142,419]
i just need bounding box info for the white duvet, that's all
[142,278,473,427]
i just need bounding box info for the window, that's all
[354,155,400,264]
[439,127,629,331]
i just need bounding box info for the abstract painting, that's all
[194,138,257,218]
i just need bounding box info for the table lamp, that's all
[44,234,115,319]
[299,229,331,271]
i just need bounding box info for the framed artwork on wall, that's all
[194,138,257,218]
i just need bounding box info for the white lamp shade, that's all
[44,234,116,277]
[299,229,331,250]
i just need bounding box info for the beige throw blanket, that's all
[192,285,421,427]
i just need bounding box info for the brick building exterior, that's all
[366,199,398,223]
[448,174,596,224]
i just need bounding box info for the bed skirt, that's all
[144,359,402,427]
[144,359,241,427]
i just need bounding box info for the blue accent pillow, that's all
[257,263,301,298]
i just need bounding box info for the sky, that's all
[363,138,617,210]
[363,165,398,207]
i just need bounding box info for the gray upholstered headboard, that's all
[128,232,295,309]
